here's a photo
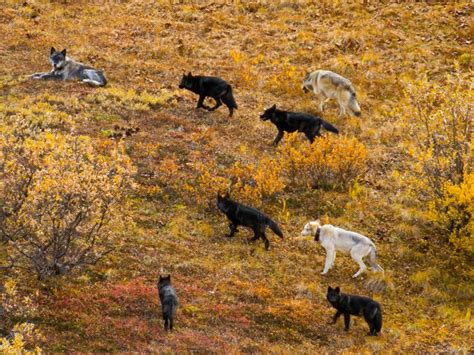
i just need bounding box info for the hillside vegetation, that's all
[0,1,472,353]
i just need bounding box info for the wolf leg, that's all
[304,131,315,143]
[164,317,169,331]
[227,223,237,238]
[272,130,284,146]
[169,318,173,331]
[197,95,211,110]
[30,72,61,80]
[322,248,335,275]
[351,248,367,278]
[344,313,351,331]
[338,103,346,118]
[261,230,270,250]
[330,310,342,324]
[209,98,222,111]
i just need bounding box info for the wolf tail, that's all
[222,85,238,109]
[82,69,107,87]
[374,306,382,333]
[266,218,283,238]
[321,119,339,134]
[369,245,384,272]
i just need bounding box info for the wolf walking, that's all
[302,70,360,117]
[157,275,179,331]
[327,286,382,336]
[179,72,238,117]
[260,104,339,146]
[301,220,383,278]
[31,47,107,87]
[217,193,283,250]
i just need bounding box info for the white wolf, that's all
[302,70,361,117]
[301,220,383,278]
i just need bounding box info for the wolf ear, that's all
[51,47,56,55]
[224,191,230,199]
[271,104,276,110]
[335,286,340,293]
[166,274,171,281]
[328,286,333,292]
[187,72,192,77]
[60,49,66,56]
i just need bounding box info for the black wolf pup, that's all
[260,104,339,146]
[326,286,382,336]
[179,72,238,116]
[157,275,179,331]
[217,193,283,250]
[31,47,107,87]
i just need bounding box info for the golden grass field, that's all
[1,1,473,353]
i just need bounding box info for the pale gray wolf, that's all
[300,220,383,278]
[302,70,361,117]
[157,275,179,331]
[31,47,107,87]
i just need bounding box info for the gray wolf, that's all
[260,104,339,146]
[300,220,383,278]
[217,193,283,250]
[179,72,238,116]
[327,286,382,335]
[157,275,179,331]
[302,70,361,117]
[31,47,107,87]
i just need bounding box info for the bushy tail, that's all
[321,119,339,134]
[374,306,382,333]
[222,85,238,109]
[369,245,384,272]
[266,218,283,238]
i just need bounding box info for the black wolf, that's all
[31,47,107,86]
[217,193,283,250]
[326,286,382,336]
[260,104,339,146]
[179,72,238,116]
[157,275,179,331]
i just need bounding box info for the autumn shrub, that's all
[276,133,367,190]
[395,71,472,253]
[0,132,135,279]
[0,280,41,353]
[185,156,286,207]
[434,173,474,256]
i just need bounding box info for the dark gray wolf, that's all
[302,70,360,117]
[301,220,384,278]
[31,47,107,87]
[327,286,382,336]
[260,104,339,146]
[178,72,238,116]
[157,275,179,331]
[217,193,283,250]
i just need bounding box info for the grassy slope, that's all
[1,1,473,352]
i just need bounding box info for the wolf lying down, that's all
[31,47,107,87]
[217,193,283,250]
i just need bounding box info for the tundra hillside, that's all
[0,1,472,352]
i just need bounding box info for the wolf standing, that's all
[302,70,360,117]
[179,72,238,117]
[327,286,382,336]
[157,275,179,331]
[217,193,283,250]
[31,47,107,87]
[260,104,339,146]
[300,220,383,278]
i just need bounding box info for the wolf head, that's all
[260,104,277,121]
[158,274,171,289]
[301,220,321,237]
[179,72,194,89]
[216,192,231,212]
[50,47,67,71]
[327,286,341,303]
[348,92,361,117]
